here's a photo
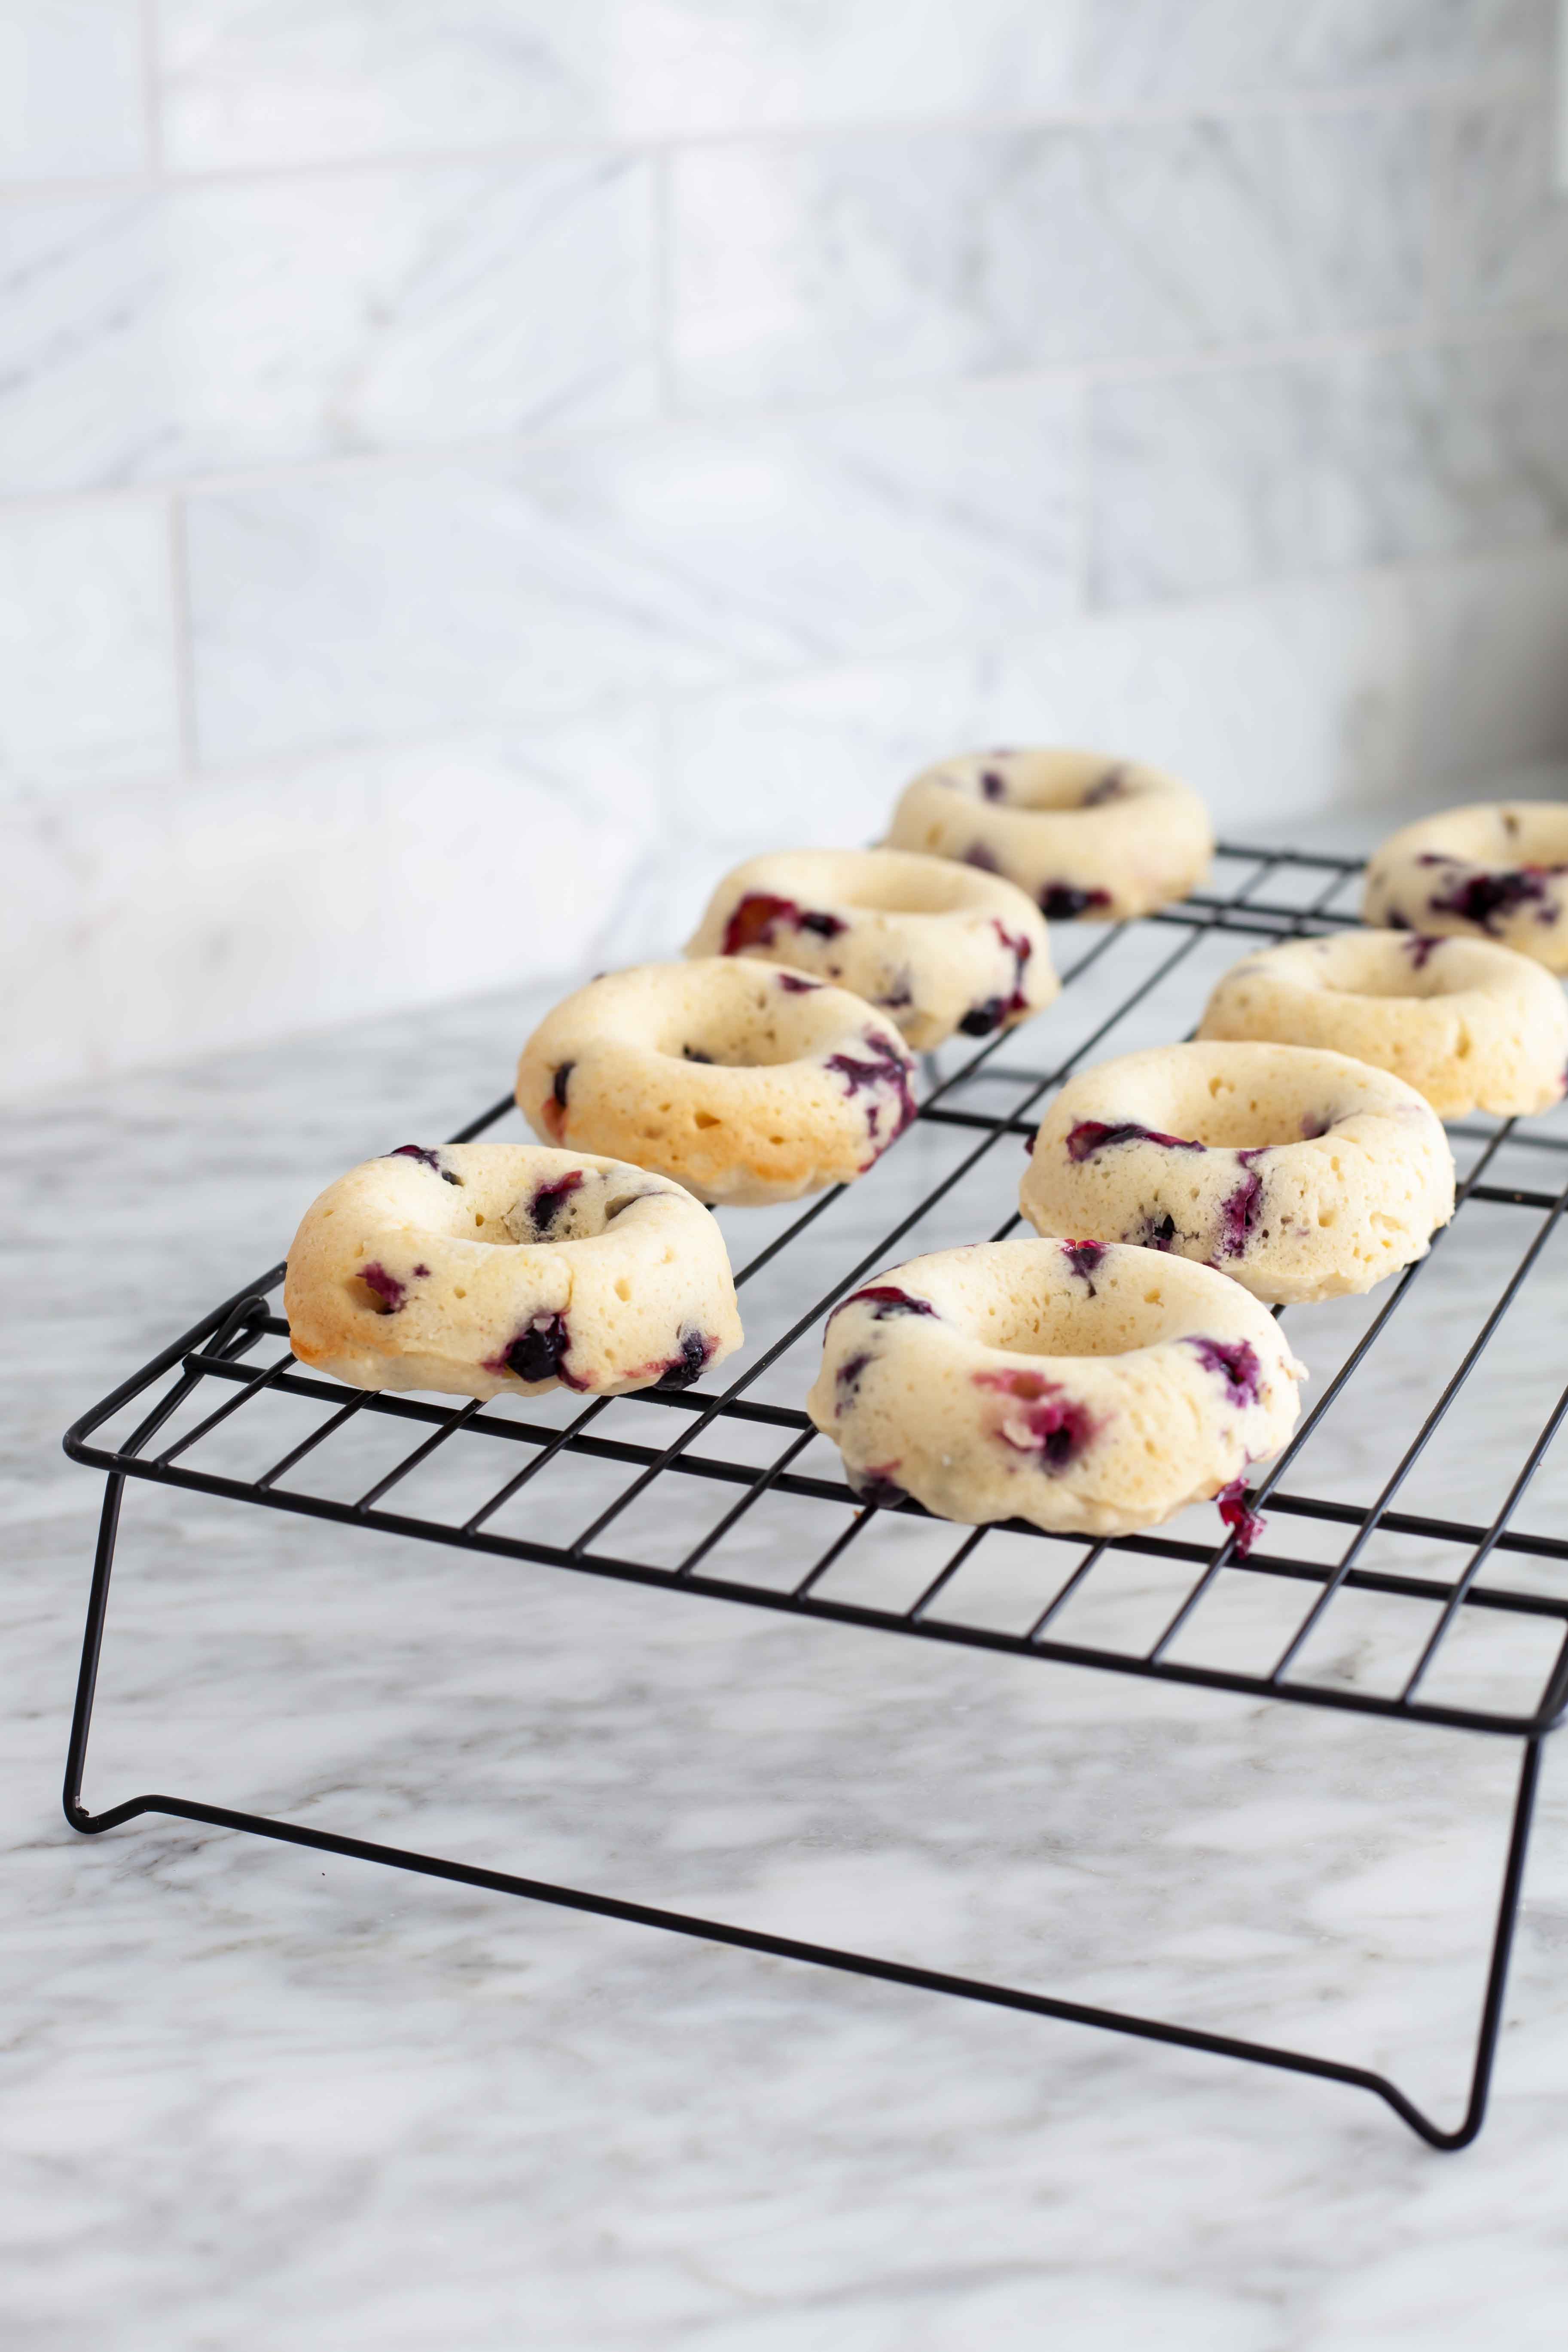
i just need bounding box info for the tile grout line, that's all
[2,305,1566,523]
[0,67,1551,203]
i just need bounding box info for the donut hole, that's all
[1295,934,1469,1004]
[936,747,1144,815]
[972,1284,1190,1360]
[655,988,850,1070]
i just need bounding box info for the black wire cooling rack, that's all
[63,842,1568,2149]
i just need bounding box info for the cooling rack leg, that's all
[58,1473,1546,2147]
[1415,1731,1544,2153]
[62,1473,125,1833]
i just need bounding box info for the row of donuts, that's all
[282,745,1208,1401]
[282,764,1568,1548]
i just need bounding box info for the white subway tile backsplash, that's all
[1072,0,1554,103]
[0,0,146,183]
[0,158,657,493]
[671,109,1432,408]
[155,0,1555,174]
[0,503,180,796]
[1089,331,1568,605]
[659,574,1411,899]
[1437,95,1568,316]
[157,1,1082,169]
[186,379,1080,765]
[0,706,661,1097]
[1404,542,1568,783]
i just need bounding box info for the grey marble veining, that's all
[183,378,1079,768]
[671,109,1431,408]
[8,820,1568,2344]
[1089,329,1568,607]
[0,159,659,494]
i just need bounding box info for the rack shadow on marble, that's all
[61,844,1568,2151]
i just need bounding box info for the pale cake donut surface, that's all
[1362,801,1568,972]
[683,845,1059,1051]
[805,1239,1305,1541]
[1198,929,1568,1120]
[284,1143,742,1401]
[1019,1041,1455,1305]
[516,959,920,1206]
[885,746,1213,921]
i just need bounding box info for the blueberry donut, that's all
[683,846,1058,1050]
[284,1143,743,1400]
[885,746,1213,921]
[516,960,920,1206]
[806,1239,1305,1541]
[1198,930,1568,1120]
[1363,802,1568,972]
[1019,1041,1455,1305]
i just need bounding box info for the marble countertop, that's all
[8,805,1568,2351]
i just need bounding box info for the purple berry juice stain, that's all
[1066,1120,1205,1161]
[973,1367,1096,1473]
[1217,1476,1264,1558]
[360,1261,405,1312]
[1062,1240,1105,1289]
[1040,882,1112,920]
[387,1144,462,1186]
[1184,1336,1263,1407]
[528,1168,584,1232]
[656,1328,714,1390]
[848,1463,909,1509]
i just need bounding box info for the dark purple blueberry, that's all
[656,1327,714,1390]
[1185,1336,1263,1407]
[1062,1240,1105,1288]
[965,842,1000,873]
[1040,882,1113,921]
[833,1284,937,1323]
[777,971,822,993]
[825,1033,918,1144]
[836,1349,873,1400]
[1134,1211,1179,1251]
[360,1261,404,1312]
[412,1263,431,1278]
[552,1063,573,1108]
[1385,906,1410,930]
[489,1313,586,1389]
[1066,1120,1205,1162]
[879,971,915,1011]
[1426,863,1559,935]
[848,1463,909,1509]
[1217,1475,1264,1559]
[387,1144,462,1186]
[990,915,1034,1020]
[974,1367,1097,1472]
[1216,1166,1264,1258]
[1402,933,1441,970]
[959,996,1007,1036]
[721,891,846,955]
[528,1168,585,1232]
[1081,765,1128,806]
[979,767,1008,802]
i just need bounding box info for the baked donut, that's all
[1198,930,1568,1120]
[805,1239,1305,1541]
[683,846,1058,1050]
[284,1142,742,1400]
[885,746,1213,920]
[1363,802,1568,971]
[516,960,920,1206]
[1019,1041,1454,1305]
